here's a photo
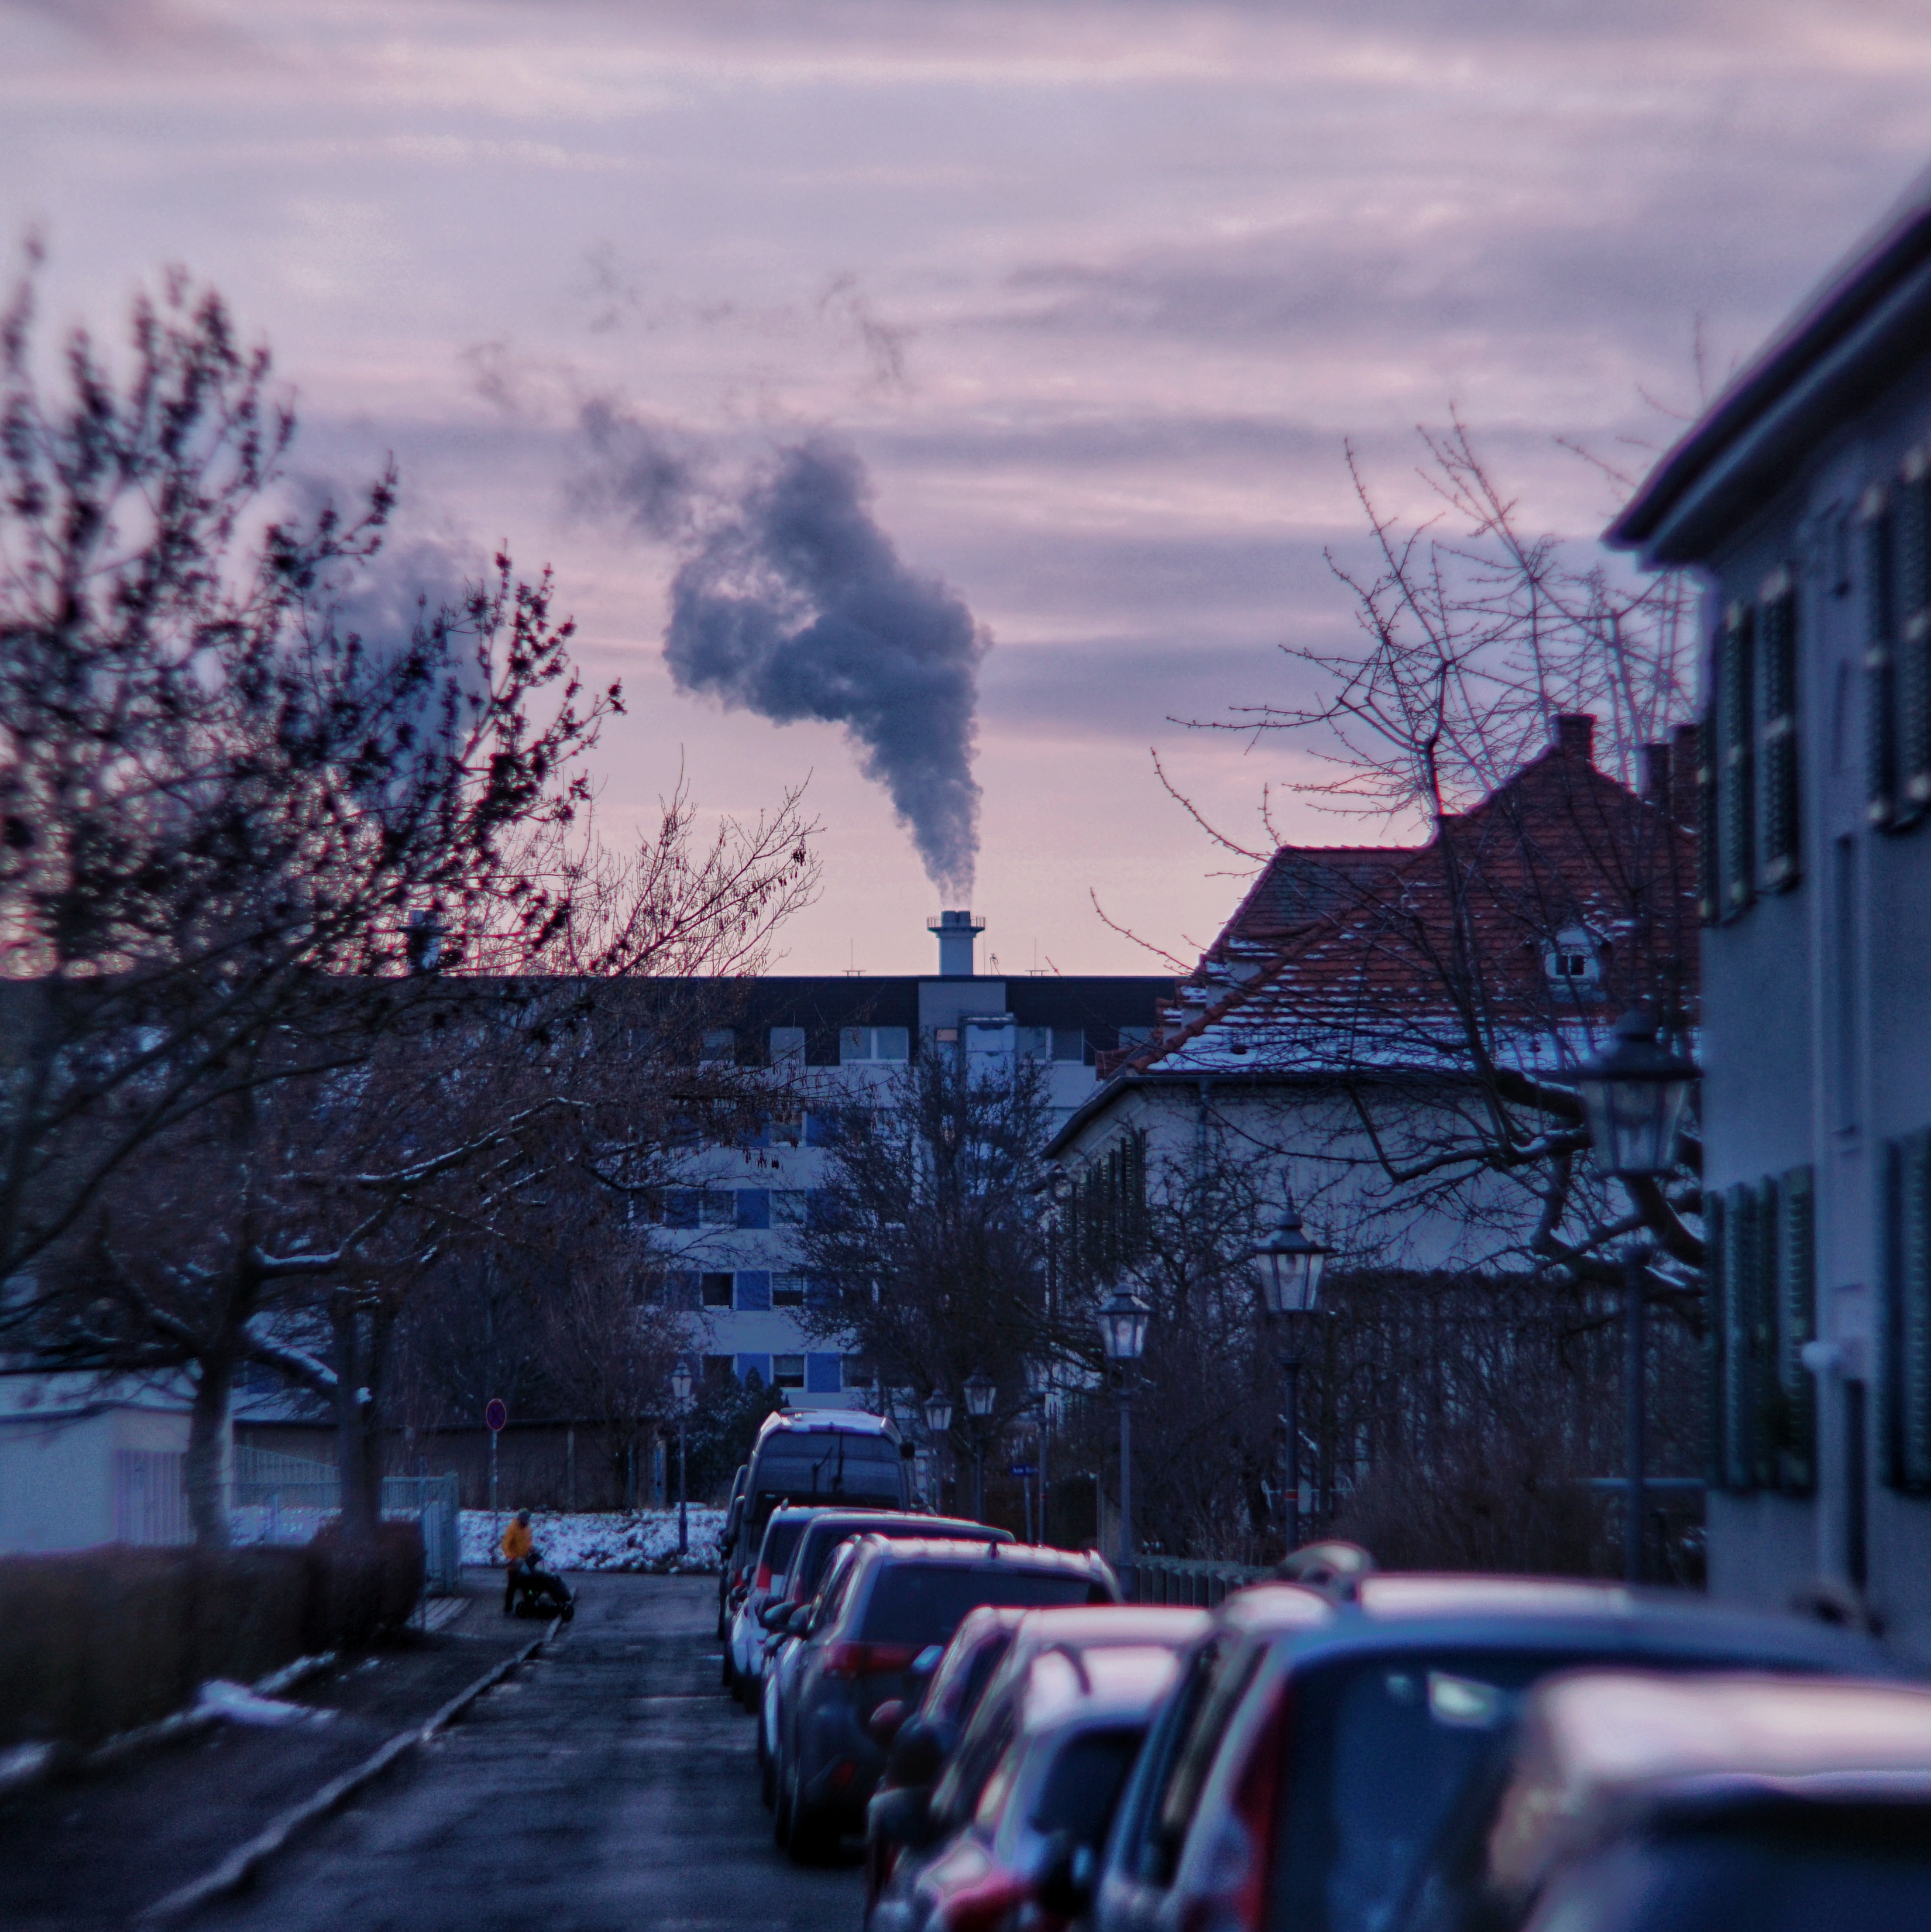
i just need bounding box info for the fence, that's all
[230,1447,462,1596]
[112,1449,191,1547]
[1125,1556,1269,1607]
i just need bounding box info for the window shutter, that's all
[1863,486,1899,828]
[1720,1181,1764,1492]
[1717,602,1755,916]
[1753,1176,1781,1492]
[1705,1188,1727,1484]
[1757,569,1801,890]
[1901,451,1931,817]
[1777,1166,1817,1493]
[1893,1129,1931,1491]
[1696,709,1720,925]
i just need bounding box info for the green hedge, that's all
[0,1521,425,1749]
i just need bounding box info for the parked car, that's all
[1397,1667,1931,1932]
[757,1515,1014,1777]
[1090,1574,1887,1932]
[872,1641,1186,1932]
[727,1505,825,1703]
[869,1606,1209,1923]
[773,1537,1118,1862]
[717,1461,750,1640]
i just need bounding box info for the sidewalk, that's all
[2,1574,539,1931]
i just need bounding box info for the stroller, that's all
[507,1550,575,1620]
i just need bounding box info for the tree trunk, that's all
[185,1352,234,1547]
[334,1298,377,1543]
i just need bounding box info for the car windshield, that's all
[793,1522,987,1600]
[860,1566,1098,1645]
[1273,1651,1548,1932]
[757,1518,809,1577]
[1033,1725,1147,1844]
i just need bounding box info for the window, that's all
[772,1274,808,1308]
[842,1354,875,1389]
[700,1190,736,1226]
[1541,925,1602,993]
[702,1355,734,1384]
[840,1025,909,1063]
[772,1354,806,1391]
[1717,597,1756,917]
[1758,567,1801,888]
[701,1028,736,1062]
[664,1189,700,1230]
[1052,1028,1087,1063]
[1016,1027,1052,1061]
[1888,1131,1931,1492]
[701,1272,734,1308]
[767,1112,804,1148]
[1863,486,1901,828]
[736,1189,771,1230]
[771,1190,809,1227]
[769,1026,806,1069]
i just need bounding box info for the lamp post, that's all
[1025,1357,1052,1545]
[1097,1288,1150,1583]
[670,1361,693,1556]
[923,1388,954,1511]
[1253,1193,1330,1559]
[964,1370,997,1521]
[1575,1006,1698,1586]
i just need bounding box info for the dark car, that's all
[1397,1667,1931,1932]
[774,1537,1118,1862]
[869,1606,1208,1930]
[1091,1574,1888,1932]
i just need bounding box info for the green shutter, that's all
[1696,710,1721,925]
[1896,1129,1931,1490]
[1705,1188,1727,1484]
[1718,603,1756,917]
[1721,1181,1764,1491]
[1902,454,1931,818]
[1776,1166,1817,1492]
[1864,487,1900,828]
[1758,572,1801,890]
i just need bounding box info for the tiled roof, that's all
[1109,716,1698,1083]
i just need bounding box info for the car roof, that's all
[802,1512,1010,1542]
[1005,1604,1210,1652]
[1018,1643,1185,1731]
[755,1409,898,1443]
[852,1536,1113,1577]
[1489,1671,1931,1899]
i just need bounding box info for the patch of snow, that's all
[195,1679,334,1728]
[461,1507,725,1574]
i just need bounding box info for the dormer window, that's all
[1544,925,1603,991]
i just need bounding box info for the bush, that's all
[0,1525,425,1751]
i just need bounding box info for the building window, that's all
[702,1354,734,1384]
[701,1028,736,1062]
[772,1354,806,1391]
[771,1190,808,1226]
[700,1190,736,1226]
[1051,1028,1087,1063]
[1717,598,1756,917]
[1542,925,1602,993]
[1016,1027,1052,1061]
[700,1272,734,1308]
[769,1026,806,1069]
[1758,567,1802,888]
[772,1274,808,1308]
[840,1025,909,1063]
[842,1354,876,1390]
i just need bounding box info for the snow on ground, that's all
[460,1507,724,1574]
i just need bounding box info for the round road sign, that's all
[485,1398,508,1433]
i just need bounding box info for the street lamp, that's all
[964,1370,997,1521]
[1252,1195,1330,1559]
[1024,1357,1053,1546]
[923,1389,954,1509]
[1576,1006,1699,1587]
[670,1360,694,1556]
[1098,1288,1150,1583]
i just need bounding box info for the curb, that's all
[140,1616,562,1923]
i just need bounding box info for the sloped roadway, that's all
[201,1574,860,1932]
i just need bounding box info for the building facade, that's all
[1612,166,1931,1650]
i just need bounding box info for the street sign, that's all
[485,1398,508,1433]
[1009,1463,1037,1478]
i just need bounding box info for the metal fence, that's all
[230,1447,462,1595]
[1124,1556,1269,1607]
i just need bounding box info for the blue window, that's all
[736,1353,772,1388]
[805,1111,841,1147]
[806,1353,843,1395]
[664,1189,700,1230]
[665,1272,700,1310]
[734,1270,772,1312]
[736,1189,771,1230]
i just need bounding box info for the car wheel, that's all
[722,1650,737,1693]
[739,1669,761,1714]
[787,1790,838,1866]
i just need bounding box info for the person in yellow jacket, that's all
[500,1509,535,1613]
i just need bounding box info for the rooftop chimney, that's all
[1554,713,1597,764]
[928,908,984,978]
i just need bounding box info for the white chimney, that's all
[927,909,984,978]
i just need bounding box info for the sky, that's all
[6,0,1931,976]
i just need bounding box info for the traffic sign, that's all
[1009,1463,1037,1478]
[485,1398,508,1433]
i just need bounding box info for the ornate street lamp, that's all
[964,1370,997,1521]
[923,1389,954,1509]
[1575,1006,1699,1587]
[1252,1195,1330,1559]
[1098,1288,1151,1583]
[670,1360,695,1556]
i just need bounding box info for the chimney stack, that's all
[1554,713,1597,764]
[928,909,984,978]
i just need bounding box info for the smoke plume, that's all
[659,437,988,900]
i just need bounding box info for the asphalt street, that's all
[201,1574,863,1932]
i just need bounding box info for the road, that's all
[202,1574,862,1932]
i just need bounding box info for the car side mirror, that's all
[886,1715,948,1787]
[1035,1834,1097,1919]
[867,1698,908,1747]
[760,1600,795,1632]
[871,1785,940,1851]
[788,1604,814,1636]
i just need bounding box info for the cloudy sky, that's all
[6,0,1931,974]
